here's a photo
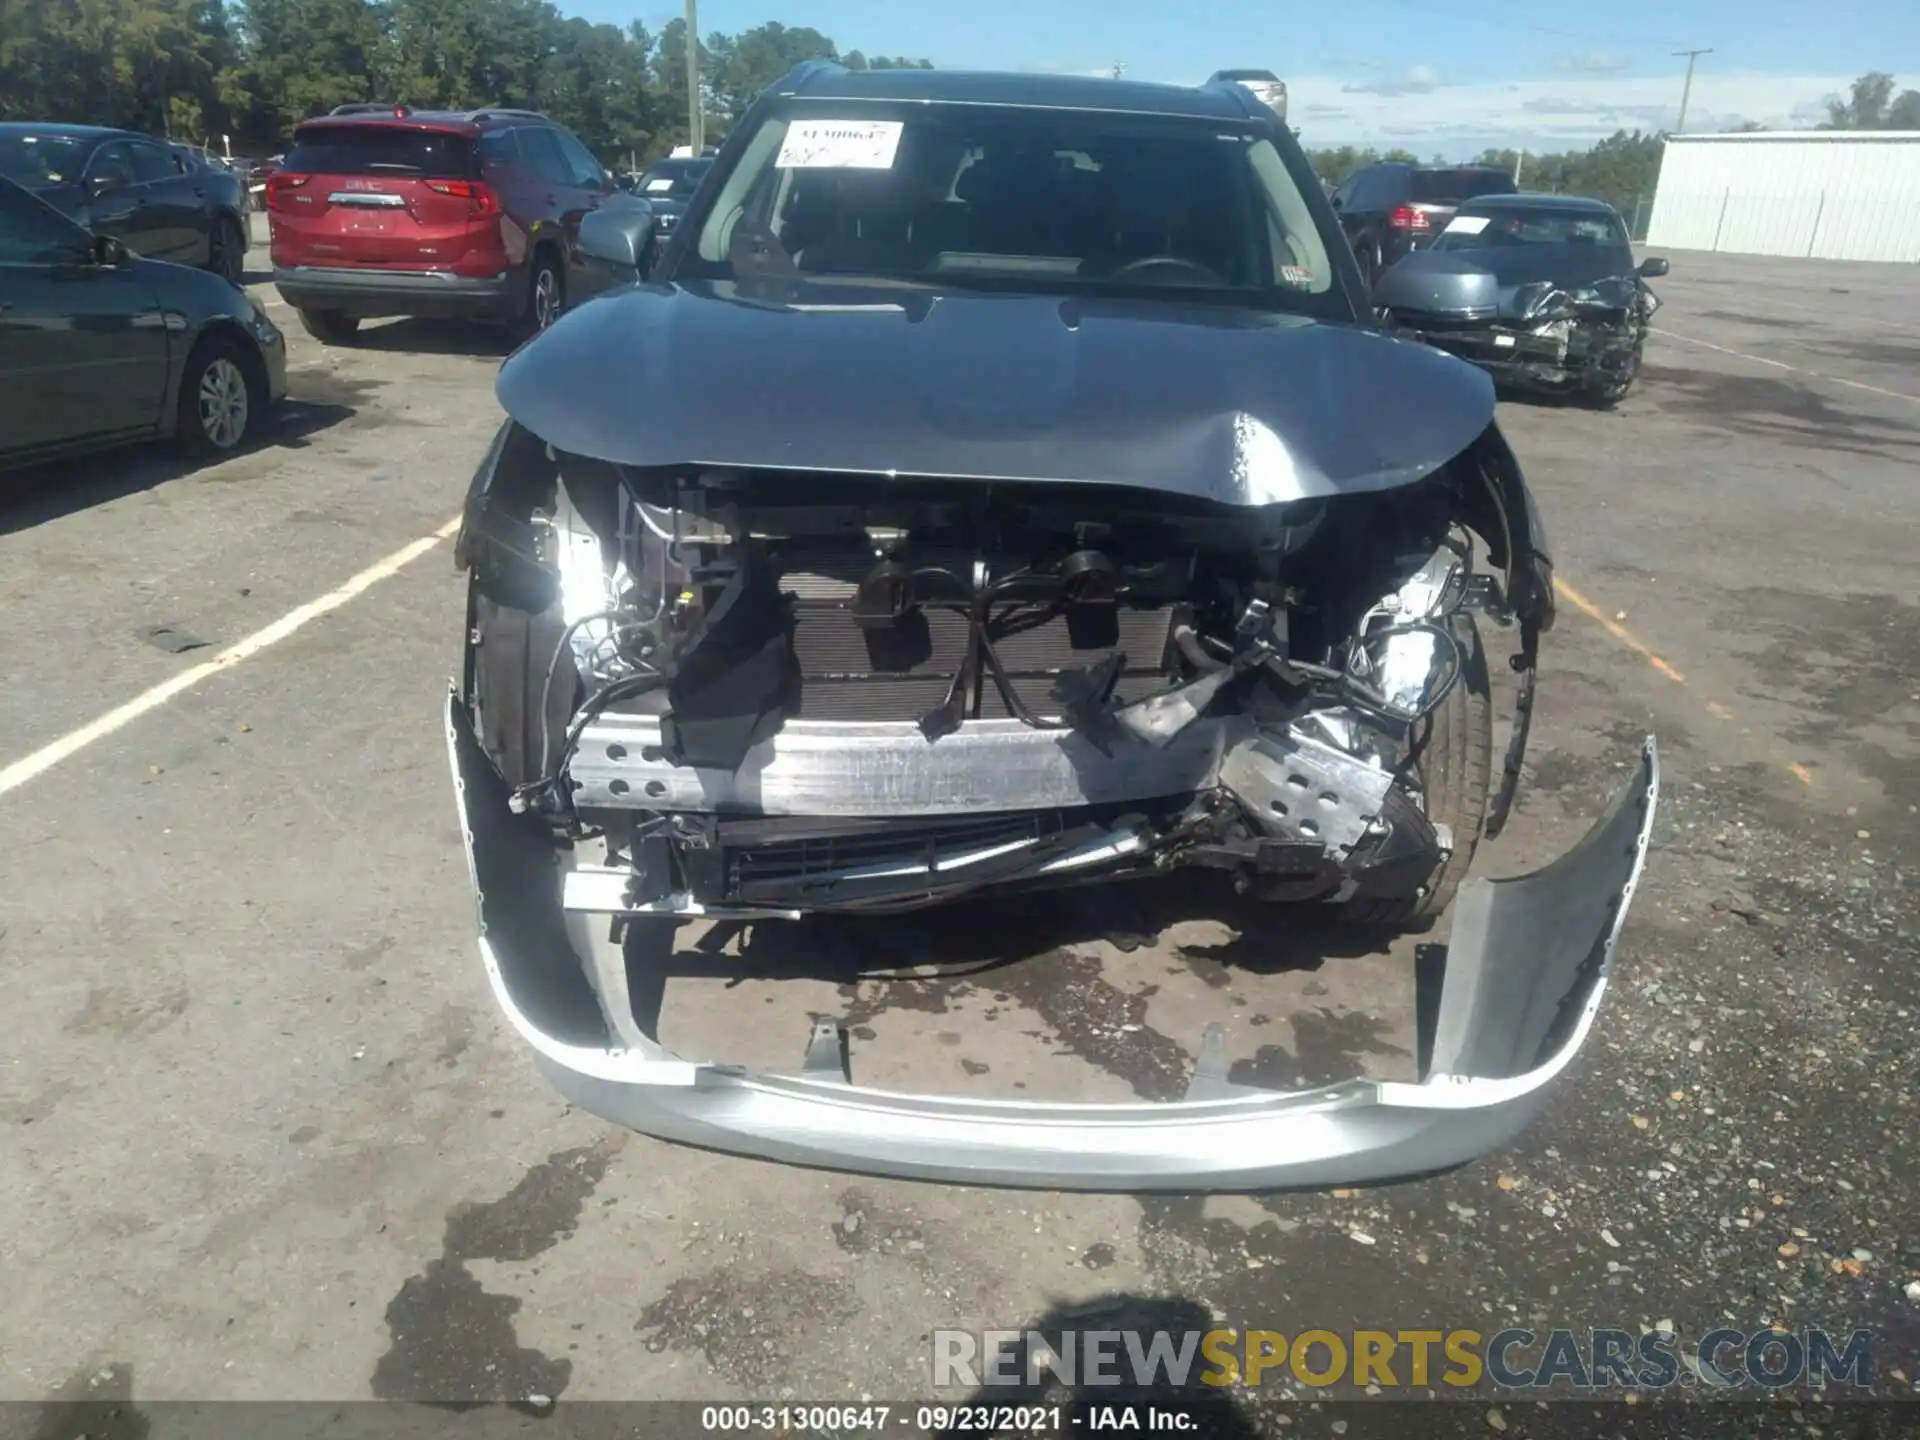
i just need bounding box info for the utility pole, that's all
[1672,48,1712,134]
[685,0,703,153]
[1513,150,1525,186]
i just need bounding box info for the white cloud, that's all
[1276,70,1857,157]
[1343,64,1443,97]
[1555,52,1634,75]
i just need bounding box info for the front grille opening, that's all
[726,811,1055,891]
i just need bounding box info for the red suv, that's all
[266,104,619,345]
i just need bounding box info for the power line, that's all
[1672,48,1712,133]
[1367,0,1695,56]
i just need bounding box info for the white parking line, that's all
[1652,327,1917,406]
[0,517,462,800]
[1719,291,1919,335]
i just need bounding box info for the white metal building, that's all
[1645,131,1920,263]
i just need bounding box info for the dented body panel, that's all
[493,279,1496,506]
[445,66,1657,1188]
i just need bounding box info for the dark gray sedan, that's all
[0,122,251,286]
[0,176,287,468]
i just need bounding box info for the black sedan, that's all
[1373,193,1668,405]
[627,156,713,243]
[0,122,251,286]
[0,176,287,469]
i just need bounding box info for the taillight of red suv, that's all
[425,178,503,220]
[264,172,309,212]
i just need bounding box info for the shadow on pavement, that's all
[325,316,517,360]
[932,1294,1264,1439]
[1639,362,1920,460]
[0,384,369,535]
[681,872,1396,990]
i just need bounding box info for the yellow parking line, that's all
[1553,578,1686,683]
[1554,575,1814,788]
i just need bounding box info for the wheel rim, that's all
[199,357,249,449]
[533,268,559,330]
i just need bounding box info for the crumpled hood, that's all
[1442,243,1640,293]
[1437,245,1643,318]
[495,279,1495,507]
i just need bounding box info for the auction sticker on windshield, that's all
[776,119,904,169]
[1444,215,1491,235]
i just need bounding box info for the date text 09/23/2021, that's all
[698,1404,1179,1432]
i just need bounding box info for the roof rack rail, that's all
[771,59,846,97]
[329,102,406,116]
[1203,70,1288,122]
[469,107,549,123]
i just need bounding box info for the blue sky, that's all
[568,0,1919,157]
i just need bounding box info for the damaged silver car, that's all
[1375,194,1669,406]
[447,63,1659,1191]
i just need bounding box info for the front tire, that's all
[1589,349,1641,408]
[297,308,360,345]
[1341,615,1494,932]
[178,335,261,454]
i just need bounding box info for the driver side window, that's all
[87,141,138,192]
[555,130,608,191]
[0,179,90,264]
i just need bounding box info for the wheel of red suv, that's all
[297,309,360,345]
[1340,614,1493,933]
[206,216,246,287]
[514,255,564,343]
[178,334,262,454]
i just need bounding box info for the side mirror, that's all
[90,235,133,267]
[578,201,656,276]
[1638,256,1669,278]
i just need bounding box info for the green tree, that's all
[1822,71,1920,129]
[1,0,235,135]
[224,0,385,141]
[708,20,836,121]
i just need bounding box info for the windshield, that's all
[687,102,1342,314]
[1436,206,1629,251]
[639,159,711,199]
[283,126,476,178]
[1410,170,1513,205]
[0,131,91,188]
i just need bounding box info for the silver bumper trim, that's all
[566,711,1240,816]
[449,691,1659,1191]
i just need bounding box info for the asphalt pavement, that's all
[1,229,1916,1432]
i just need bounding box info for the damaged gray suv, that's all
[447,64,1659,1191]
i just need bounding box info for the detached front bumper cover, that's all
[447,692,1659,1192]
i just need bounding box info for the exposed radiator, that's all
[772,538,1178,722]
